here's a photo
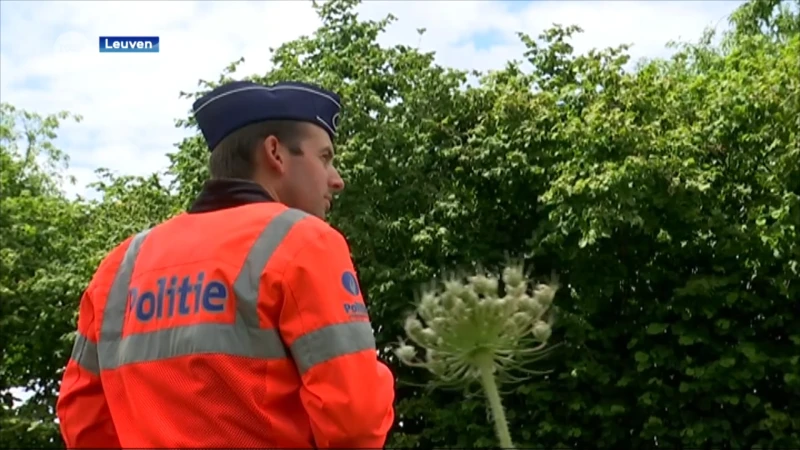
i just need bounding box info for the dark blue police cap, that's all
[192,80,342,151]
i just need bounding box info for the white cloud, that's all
[0,0,744,199]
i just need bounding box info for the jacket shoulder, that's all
[231,203,341,242]
[89,231,145,291]
[287,209,345,246]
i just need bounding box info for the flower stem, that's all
[476,354,514,449]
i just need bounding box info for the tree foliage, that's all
[2,0,798,447]
[1,104,86,447]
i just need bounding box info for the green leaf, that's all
[646,323,668,334]
[719,357,736,368]
[745,394,761,408]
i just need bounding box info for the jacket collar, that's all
[188,179,274,213]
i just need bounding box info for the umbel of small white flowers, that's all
[393,263,559,450]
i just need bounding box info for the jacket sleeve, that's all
[279,226,395,449]
[56,287,121,449]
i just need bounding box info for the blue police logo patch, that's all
[341,271,360,296]
[344,301,368,318]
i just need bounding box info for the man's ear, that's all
[260,135,285,174]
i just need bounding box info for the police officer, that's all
[56,80,396,448]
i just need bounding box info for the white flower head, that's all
[394,344,416,362]
[393,264,561,449]
[533,321,552,342]
[395,263,560,388]
[502,264,526,288]
[533,283,557,307]
[469,274,499,296]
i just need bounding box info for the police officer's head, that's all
[192,81,346,220]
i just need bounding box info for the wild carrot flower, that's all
[393,263,560,449]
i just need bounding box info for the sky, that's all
[0,0,746,200]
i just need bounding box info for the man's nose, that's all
[329,168,345,193]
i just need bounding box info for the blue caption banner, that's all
[99,36,159,53]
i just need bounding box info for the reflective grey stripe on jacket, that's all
[70,208,376,376]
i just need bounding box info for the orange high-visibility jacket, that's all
[56,200,395,448]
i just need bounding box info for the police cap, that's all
[192,80,342,151]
